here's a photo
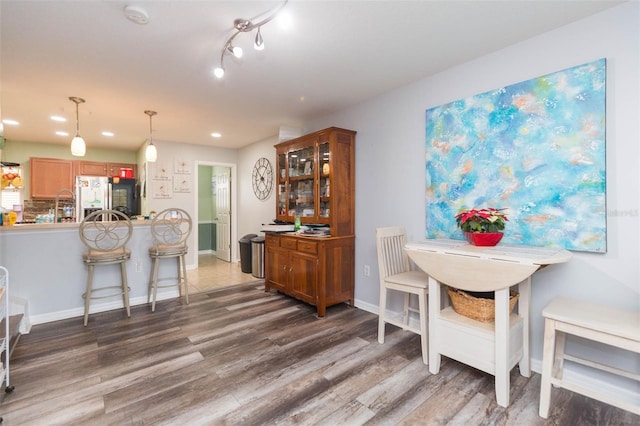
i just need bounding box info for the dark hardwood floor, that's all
[1,282,637,425]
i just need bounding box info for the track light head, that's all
[254,27,265,51]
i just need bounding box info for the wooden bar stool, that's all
[79,209,132,326]
[539,297,640,418]
[148,208,192,311]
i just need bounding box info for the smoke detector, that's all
[124,5,149,25]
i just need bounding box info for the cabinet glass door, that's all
[287,146,315,219]
[319,142,330,218]
[277,153,287,216]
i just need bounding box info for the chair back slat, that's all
[376,226,410,280]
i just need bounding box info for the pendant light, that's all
[144,110,157,163]
[69,97,86,156]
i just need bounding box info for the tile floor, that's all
[187,253,259,294]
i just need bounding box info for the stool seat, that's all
[149,244,187,257]
[539,297,640,418]
[84,248,131,263]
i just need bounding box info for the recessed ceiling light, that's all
[56,131,69,137]
[124,5,149,25]
[50,115,66,122]
[102,131,114,137]
[2,119,19,126]
[211,132,222,138]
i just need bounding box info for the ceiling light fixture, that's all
[144,110,158,163]
[69,96,86,157]
[213,0,288,79]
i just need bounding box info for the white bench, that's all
[539,297,640,418]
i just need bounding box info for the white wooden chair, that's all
[79,209,132,326]
[148,208,192,311]
[376,226,429,364]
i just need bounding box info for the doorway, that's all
[194,161,247,292]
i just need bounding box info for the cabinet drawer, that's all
[281,238,298,250]
[265,235,280,248]
[297,240,318,254]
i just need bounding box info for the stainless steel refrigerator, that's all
[75,176,139,221]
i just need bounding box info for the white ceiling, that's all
[0,0,623,152]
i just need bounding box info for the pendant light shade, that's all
[145,143,157,163]
[71,136,86,157]
[144,110,158,163]
[69,97,86,156]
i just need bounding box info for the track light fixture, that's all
[144,110,158,163]
[213,0,288,79]
[69,96,86,157]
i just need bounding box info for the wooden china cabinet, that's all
[264,127,356,317]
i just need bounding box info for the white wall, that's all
[307,2,639,397]
[142,139,238,267]
[237,135,282,241]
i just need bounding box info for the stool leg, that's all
[181,254,189,305]
[147,257,156,304]
[120,262,131,318]
[539,318,556,418]
[553,330,567,380]
[151,257,161,312]
[83,264,95,326]
[377,285,388,344]
[418,288,428,365]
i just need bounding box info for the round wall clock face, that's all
[252,157,273,200]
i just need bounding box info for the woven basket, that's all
[447,287,519,322]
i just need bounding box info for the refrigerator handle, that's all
[107,182,113,210]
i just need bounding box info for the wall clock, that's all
[252,157,273,200]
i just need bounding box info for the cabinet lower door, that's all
[289,252,318,305]
[266,247,289,291]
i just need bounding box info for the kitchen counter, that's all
[0,219,152,232]
[0,219,180,330]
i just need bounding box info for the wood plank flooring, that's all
[1,282,638,425]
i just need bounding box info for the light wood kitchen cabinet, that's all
[74,161,137,178]
[264,226,355,317]
[75,160,108,176]
[30,157,74,199]
[107,162,137,178]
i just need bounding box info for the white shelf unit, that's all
[0,267,8,391]
[1,265,14,419]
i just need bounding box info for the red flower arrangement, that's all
[455,208,508,233]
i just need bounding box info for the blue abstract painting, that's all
[425,58,606,252]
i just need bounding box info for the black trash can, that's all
[239,233,257,273]
[251,236,265,279]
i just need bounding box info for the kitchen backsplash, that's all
[22,199,56,222]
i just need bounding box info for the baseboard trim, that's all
[26,290,180,330]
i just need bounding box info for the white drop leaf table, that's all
[405,238,571,407]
